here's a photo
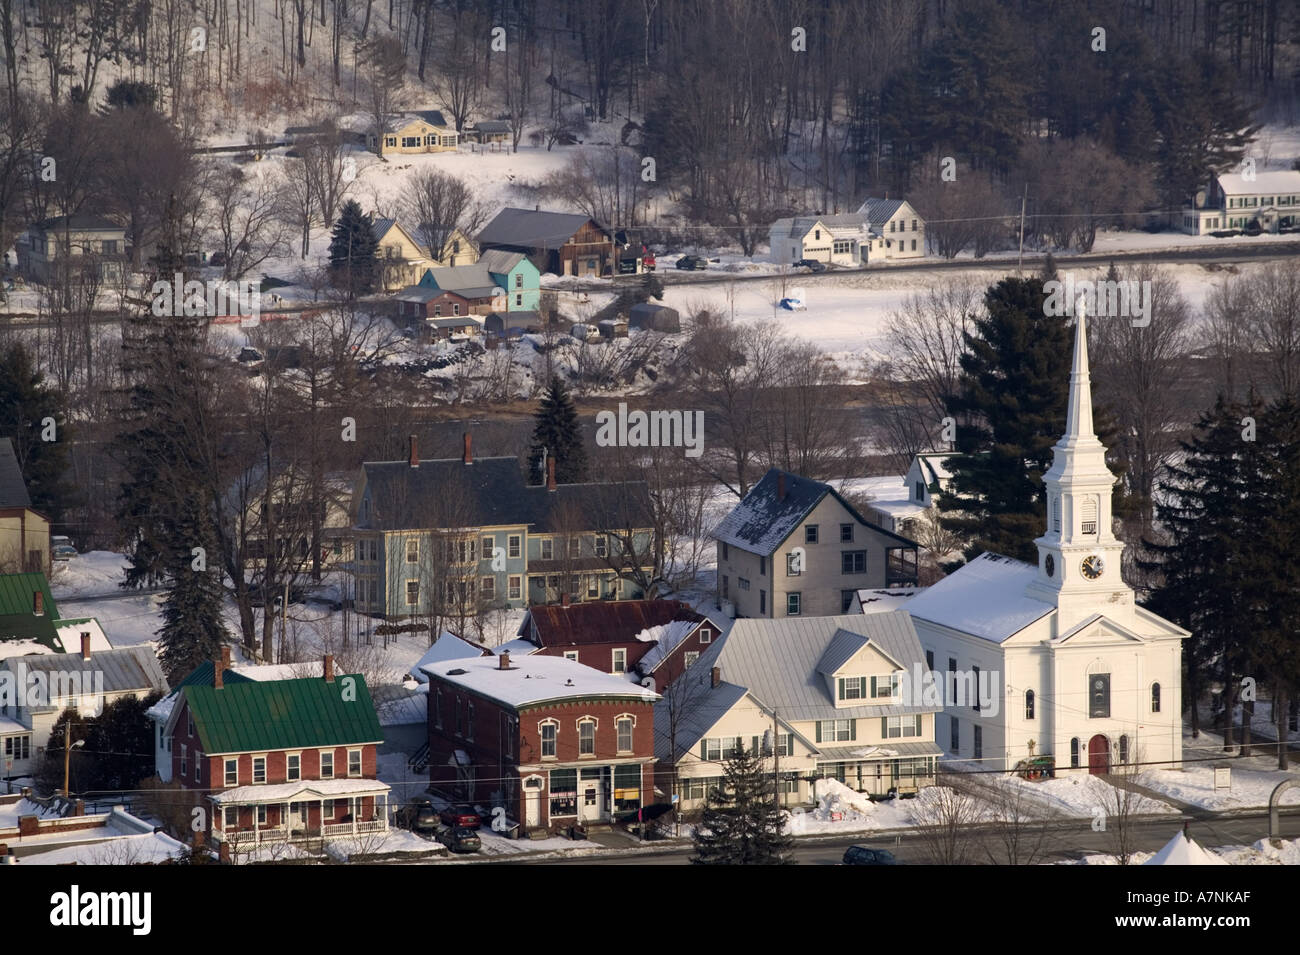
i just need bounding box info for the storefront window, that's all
[549,769,577,817]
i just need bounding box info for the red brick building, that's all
[423,651,659,833]
[159,651,390,849]
[515,599,714,684]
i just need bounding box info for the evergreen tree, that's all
[1239,397,1300,768]
[691,746,793,865]
[1116,89,1157,166]
[328,200,378,296]
[938,278,1072,564]
[0,343,74,524]
[527,377,588,484]
[1140,395,1263,748]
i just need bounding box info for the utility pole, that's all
[1017,182,1028,275]
[772,709,781,811]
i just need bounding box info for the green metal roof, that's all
[0,572,60,648]
[183,673,383,755]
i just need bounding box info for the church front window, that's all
[1025,689,1035,720]
[1089,674,1110,718]
[1070,737,1080,767]
[1151,683,1161,713]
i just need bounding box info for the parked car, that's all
[793,258,827,273]
[398,796,440,833]
[842,845,898,865]
[51,536,78,561]
[436,825,482,853]
[778,297,806,311]
[675,255,708,271]
[439,804,481,829]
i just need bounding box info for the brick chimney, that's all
[462,431,473,465]
[498,651,510,670]
[80,632,91,661]
[408,434,419,468]
[215,646,231,689]
[546,456,557,492]
[711,666,720,688]
[323,653,335,683]
[32,590,43,616]
[777,472,786,501]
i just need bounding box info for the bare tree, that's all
[208,164,293,280]
[279,158,317,258]
[300,123,355,230]
[364,35,407,156]
[400,169,489,262]
[427,9,484,132]
[909,774,983,864]
[1088,755,1160,865]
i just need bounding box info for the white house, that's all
[1,640,167,782]
[712,468,921,618]
[856,198,926,260]
[657,612,942,811]
[768,214,871,266]
[1181,169,1300,235]
[904,302,1188,776]
[904,452,956,509]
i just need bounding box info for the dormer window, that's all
[870,673,901,699]
[838,677,866,701]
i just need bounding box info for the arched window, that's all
[1025,690,1035,720]
[1151,683,1161,713]
[615,715,635,754]
[1119,735,1129,763]
[1052,497,1061,533]
[1070,737,1080,768]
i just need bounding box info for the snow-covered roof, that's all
[373,683,428,726]
[14,829,187,865]
[915,452,955,485]
[632,619,699,673]
[421,653,659,708]
[51,619,113,654]
[409,632,489,682]
[495,637,540,657]
[1143,830,1228,865]
[858,197,909,225]
[857,476,925,519]
[856,588,926,615]
[905,552,1052,643]
[769,214,869,240]
[1216,169,1300,197]
[211,778,390,804]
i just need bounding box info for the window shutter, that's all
[700,741,707,760]
[752,736,760,755]
[860,677,868,697]
[881,717,888,737]
[850,720,857,741]
[815,722,822,743]
[837,678,844,700]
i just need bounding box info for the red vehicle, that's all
[641,246,655,271]
[439,804,482,829]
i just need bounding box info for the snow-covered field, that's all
[1072,837,1300,866]
[1141,731,1300,812]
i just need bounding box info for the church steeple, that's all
[1064,299,1096,443]
[1025,296,1132,628]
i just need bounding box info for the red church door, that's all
[1088,735,1110,775]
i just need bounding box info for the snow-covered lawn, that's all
[1140,731,1300,811]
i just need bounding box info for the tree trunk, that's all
[1277,689,1290,771]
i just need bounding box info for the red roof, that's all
[525,600,704,647]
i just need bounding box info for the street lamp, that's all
[62,725,85,798]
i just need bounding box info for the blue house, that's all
[417,250,540,313]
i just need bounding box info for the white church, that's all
[904,302,1188,776]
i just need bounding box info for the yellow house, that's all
[414,225,478,268]
[0,438,50,574]
[368,110,459,157]
[372,218,432,291]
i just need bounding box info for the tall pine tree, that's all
[329,200,378,297]
[0,342,74,524]
[938,278,1072,564]
[1140,394,1264,749]
[528,377,588,485]
[691,746,793,865]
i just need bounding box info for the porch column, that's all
[252,801,259,845]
